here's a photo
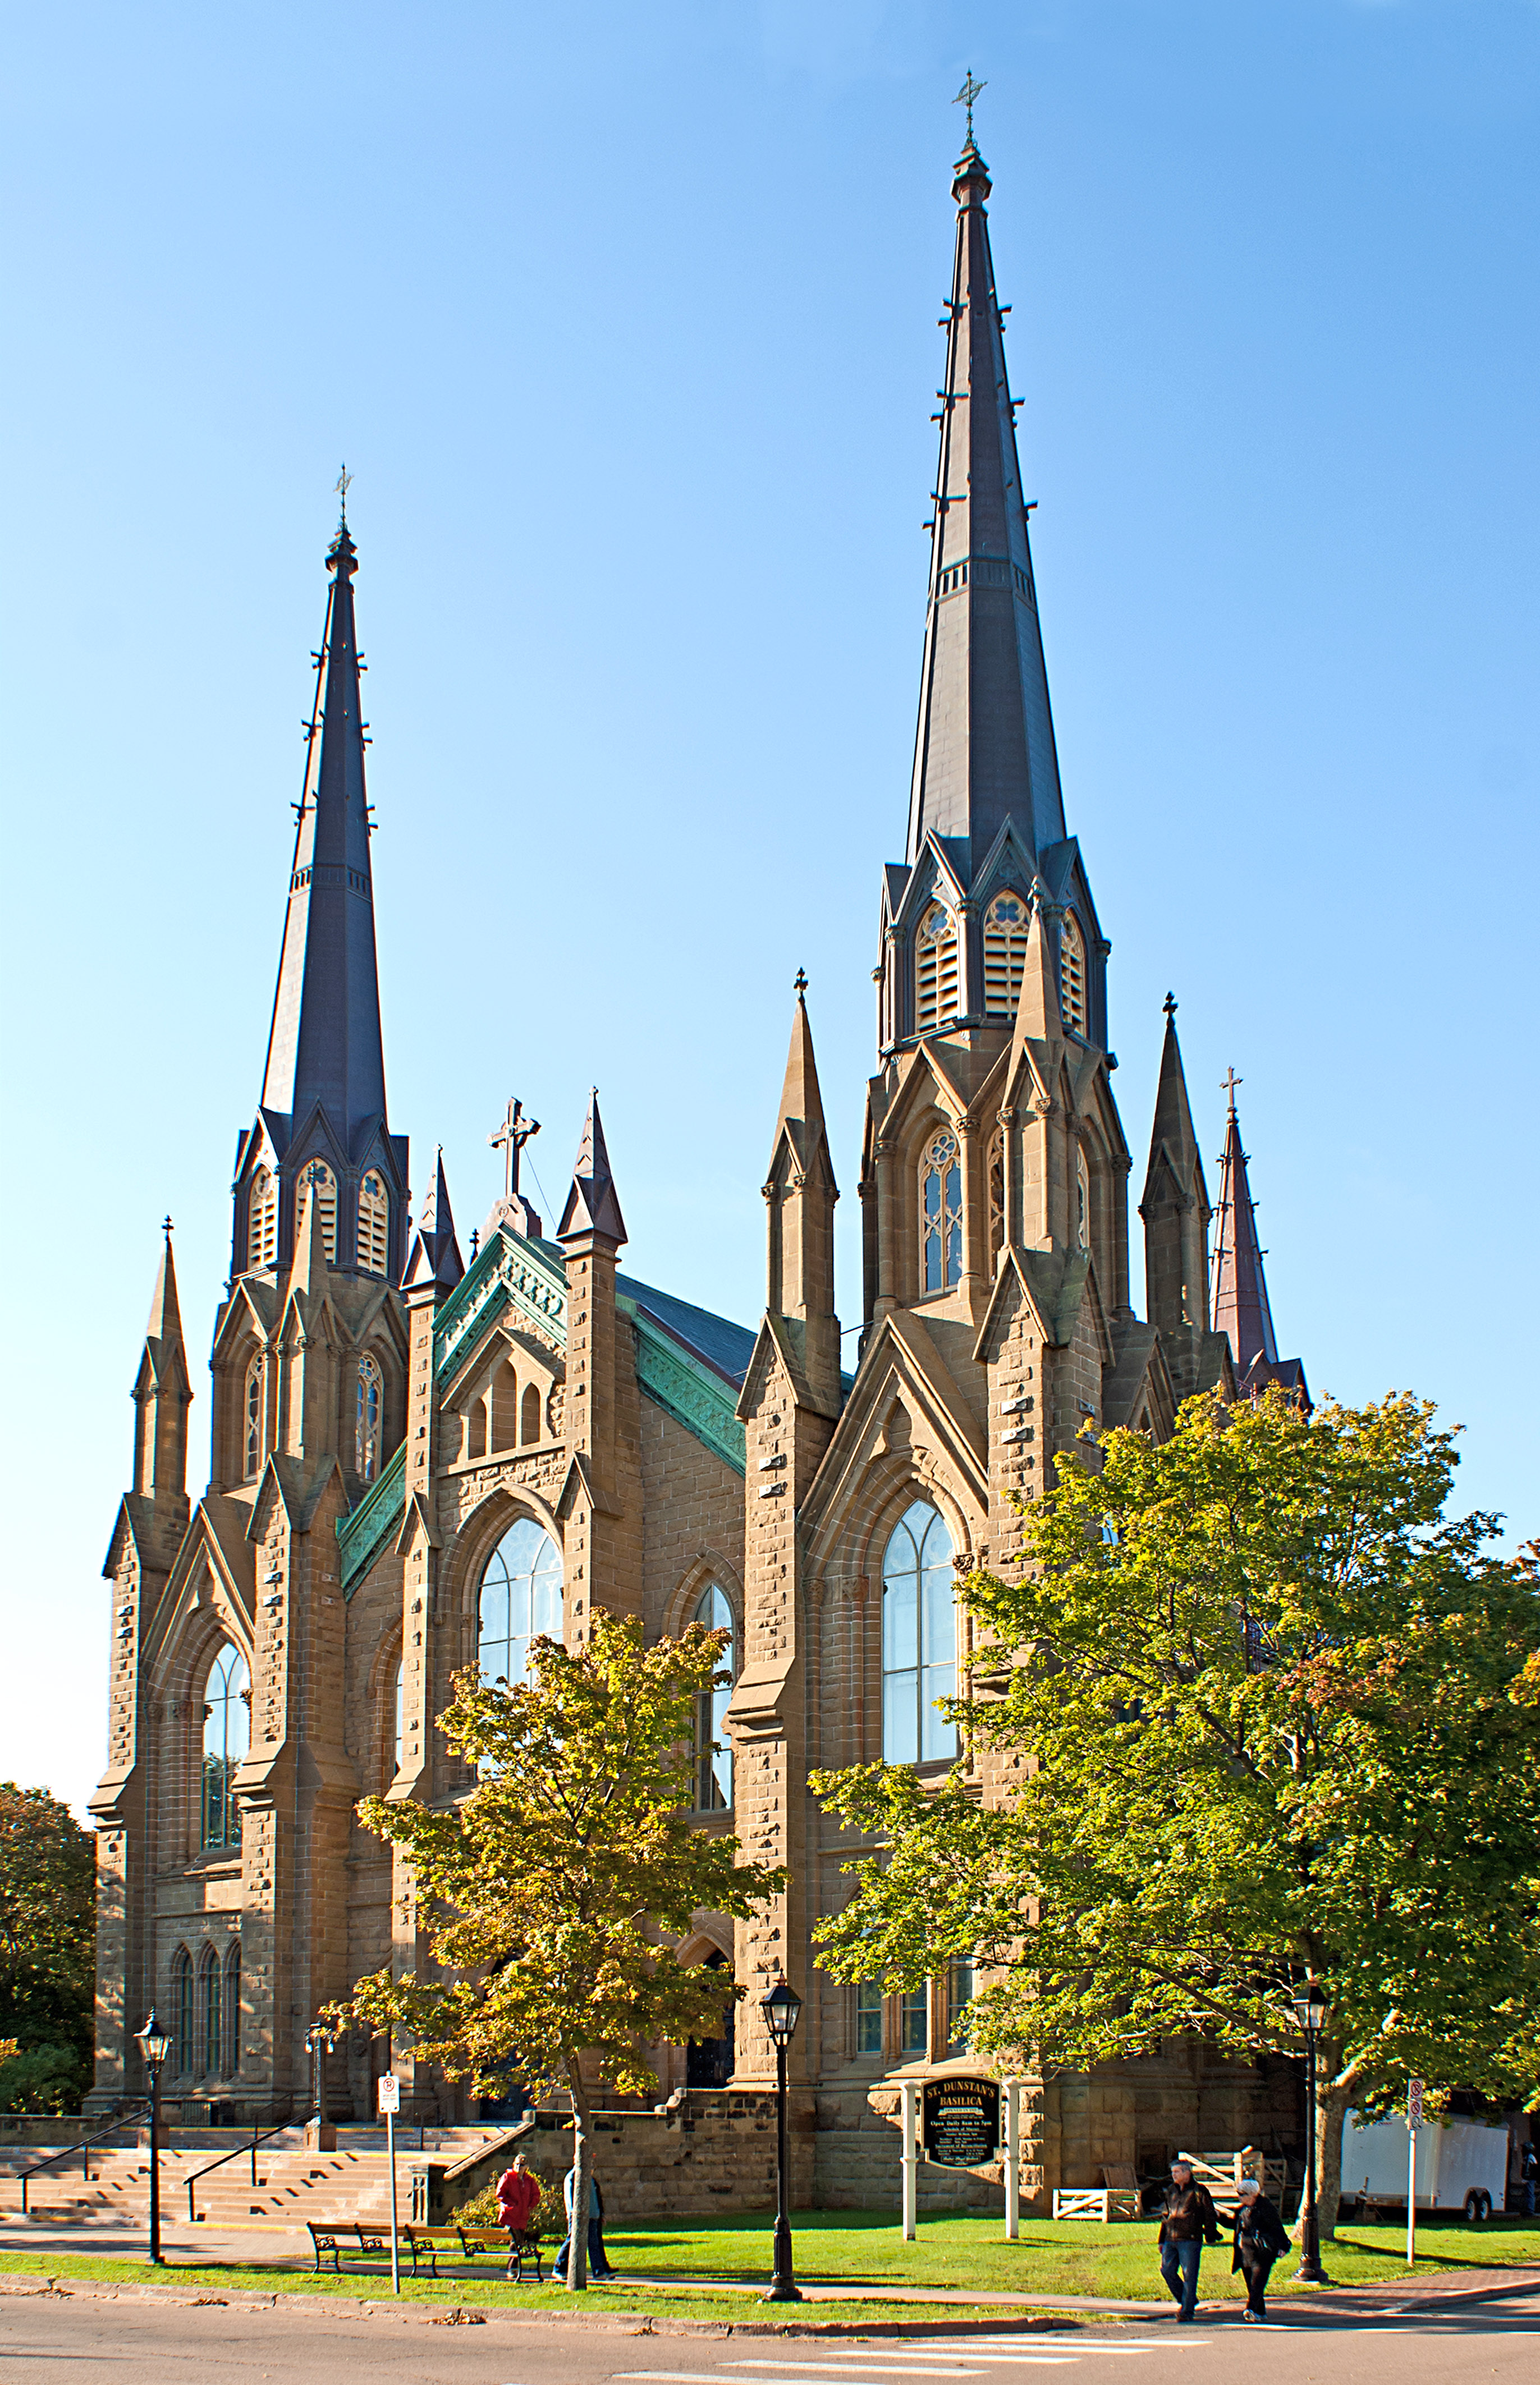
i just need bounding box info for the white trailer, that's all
[1341,2109,1509,2219]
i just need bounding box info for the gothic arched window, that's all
[247,1168,278,1270]
[392,1659,404,1773]
[693,1583,735,1811]
[920,1129,963,1293]
[1058,911,1087,1038]
[914,901,959,1034]
[356,1354,382,1482]
[982,890,1030,1019]
[172,1947,194,2078]
[1076,1146,1091,1253]
[296,1160,337,1263]
[199,1944,222,2079]
[223,1941,241,2078]
[478,1517,562,1689]
[201,1643,250,1851]
[358,1172,389,1277]
[987,1121,1005,1274]
[243,1357,263,1481]
[881,1500,958,1764]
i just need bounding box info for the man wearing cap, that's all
[1156,2156,1222,2322]
[1232,2177,1291,2321]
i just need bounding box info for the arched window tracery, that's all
[355,1354,382,1482]
[693,1583,735,1811]
[247,1168,278,1270]
[478,1518,562,1689]
[920,1129,963,1294]
[1075,1146,1091,1253]
[243,1357,263,1480]
[881,1500,958,1764]
[982,889,1031,1019]
[296,1160,337,1263]
[199,1944,222,2079]
[201,1643,250,1851]
[914,902,959,1034]
[1058,911,1087,1038]
[358,1172,389,1277]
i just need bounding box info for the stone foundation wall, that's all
[505,2088,815,2222]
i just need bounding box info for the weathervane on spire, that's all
[335,463,352,528]
[954,68,986,145]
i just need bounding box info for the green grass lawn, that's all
[2,2209,1534,2323]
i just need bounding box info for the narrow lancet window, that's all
[200,1946,222,2079]
[201,1644,250,1850]
[693,1582,735,1811]
[1059,911,1087,1038]
[881,1499,958,1763]
[297,1161,337,1262]
[1076,1147,1091,1252]
[223,1943,241,2078]
[358,1172,389,1276]
[914,902,959,1033]
[982,890,1030,1018]
[172,1948,194,2077]
[247,1168,278,1270]
[920,1129,963,1292]
[356,1353,382,1481]
[243,1357,263,1480]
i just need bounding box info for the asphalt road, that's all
[1,2291,1536,2385]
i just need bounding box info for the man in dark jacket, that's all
[1232,2178,1291,2320]
[1156,2157,1222,2322]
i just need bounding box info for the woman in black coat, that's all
[1232,2179,1291,2320]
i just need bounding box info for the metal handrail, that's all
[17,2104,149,2214]
[185,2120,297,2222]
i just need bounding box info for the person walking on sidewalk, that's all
[495,2151,542,2281]
[1231,2177,1291,2322]
[1156,2157,1222,2322]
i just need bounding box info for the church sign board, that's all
[923,2077,1000,2169]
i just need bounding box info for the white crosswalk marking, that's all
[722,2365,989,2376]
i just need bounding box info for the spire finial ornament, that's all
[334,463,352,528]
[488,1097,541,1205]
[794,967,808,1001]
[953,68,986,146]
[162,1214,174,1239]
[1221,1065,1242,1117]
[1163,992,1177,1022]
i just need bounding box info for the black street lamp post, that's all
[306,2020,338,2149]
[760,1976,803,2304]
[1292,1984,1331,2286]
[133,2011,171,2267]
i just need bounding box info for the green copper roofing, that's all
[621,1296,746,1476]
[338,1440,406,1595]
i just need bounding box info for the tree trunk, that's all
[565,2056,590,2292]
[1316,2075,1351,2241]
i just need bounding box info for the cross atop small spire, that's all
[1163,991,1177,1021]
[953,68,986,145]
[335,463,352,526]
[488,1097,540,1204]
[1221,1066,1242,1117]
[162,1214,174,1238]
[794,967,808,1001]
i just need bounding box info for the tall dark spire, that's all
[906,139,1066,866]
[260,518,388,1145]
[1211,1075,1308,1405]
[1140,999,1227,1400]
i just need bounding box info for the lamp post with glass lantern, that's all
[760,1976,803,2303]
[1291,1984,1331,2285]
[133,2011,171,2267]
[305,2020,338,2152]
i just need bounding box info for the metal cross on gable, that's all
[488,1096,540,1203]
[953,68,986,143]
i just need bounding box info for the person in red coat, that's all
[496,2153,542,2277]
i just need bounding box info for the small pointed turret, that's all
[404,1148,465,1292]
[1009,881,1065,1054]
[906,140,1066,865]
[764,978,840,1412]
[557,1091,627,1247]
[131,1223,191,1501]
[1139,998,1226,1399]
[1211,1074,1309,1405]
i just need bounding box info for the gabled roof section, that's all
[624,1301,746,1476]
[905,140,1066,871]
[616,1274,755,1388]
[340,1442,407,1596]
[260,515,390,1153]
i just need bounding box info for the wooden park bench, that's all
[305,2221,392,2273]
[455,2221,545,2282]
[398,2225,463,2278]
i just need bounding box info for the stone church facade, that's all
[90,135,1306,2207]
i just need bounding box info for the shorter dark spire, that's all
[557,1090,627,1246]
[403,1148,465,1292]
[1211,1075,1308,1406]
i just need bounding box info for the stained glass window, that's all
[881,1501,958,1763]
[478,1519,562,1688]
[356,1354,382,1481]
[201,1644,250,1850]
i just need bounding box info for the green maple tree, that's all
[334,1612,786,2288]
[813,1391,1540,2235]
[0,1783,97,2116]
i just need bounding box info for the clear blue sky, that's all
[3,1,1536,1819]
